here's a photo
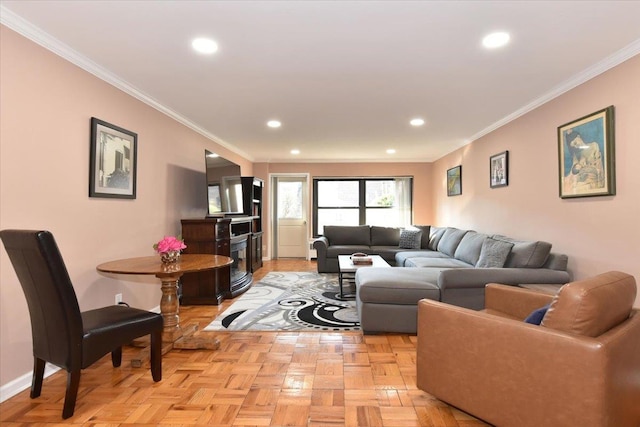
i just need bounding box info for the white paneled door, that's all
[274,176,308,258]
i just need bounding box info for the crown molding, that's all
[3,5,638,163]
[0,6,254,162]
[469,38,640,143]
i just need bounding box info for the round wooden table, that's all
[97,254,233,357]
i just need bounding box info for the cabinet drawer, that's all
[216,239,230,256]
[216,222,230,237]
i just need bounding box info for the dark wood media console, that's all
[180,217,260,305]
[180,176,264,305]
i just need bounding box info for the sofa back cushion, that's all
[371,226,400,246]
[541,271,637,337]
[454,231,488,265]
[544,253,569,271]
[437,228,468,257]
[323,225,370,246]
[428,227,446,250]
[412,225,431,249]
[491,235,552,268]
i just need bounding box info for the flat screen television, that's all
[205,150,243,216]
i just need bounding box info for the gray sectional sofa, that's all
[313,225,570,334]
[313,224,432,272]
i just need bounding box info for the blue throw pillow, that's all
[524,304,550,325]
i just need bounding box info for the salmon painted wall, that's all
[255,162,434,259]
[0,27,252,388]
[432,54,640,307]
[2,19,639,396]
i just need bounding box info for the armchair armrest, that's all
[484,283,554,319]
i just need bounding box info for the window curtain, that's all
[395,177,412,226]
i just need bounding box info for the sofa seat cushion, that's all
[326,245,371,258]
[406,257,473,269]
[356,268,440,305]
[395,250,442,266]
[370,246,407,264]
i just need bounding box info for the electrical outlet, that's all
[115,293,123,305]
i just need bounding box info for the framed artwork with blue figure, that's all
[557,106,615,199]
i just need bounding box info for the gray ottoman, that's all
[356,267,441,334]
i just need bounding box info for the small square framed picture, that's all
[490,151,508,188]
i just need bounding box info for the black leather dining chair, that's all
[0,229,163,419]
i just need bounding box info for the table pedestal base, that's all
[173,328,220,350]
[157,274,221,351]
[130,324,220,367]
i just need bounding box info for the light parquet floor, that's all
[0,259,490,426]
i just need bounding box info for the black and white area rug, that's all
[204,272,360,332]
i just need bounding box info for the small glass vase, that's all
[160,250,181,264]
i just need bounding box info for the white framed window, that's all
[313,177,413,236]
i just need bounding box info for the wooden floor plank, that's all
[0,259,490,426]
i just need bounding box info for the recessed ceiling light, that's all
[291,149,300,155]
[206,152,220,158]
[386,149,396,154]
[482,32,510,49]
[267,120,282,128]
[410,118,425,127]
[192,38,218,54]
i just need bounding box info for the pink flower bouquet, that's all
[153,236,186,254]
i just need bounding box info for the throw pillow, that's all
[476,237,514,268]
[412,225,431,248]
[398,228,422,249]
[524,304,550,325]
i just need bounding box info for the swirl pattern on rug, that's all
[204,272,359,331]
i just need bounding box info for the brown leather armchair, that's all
[417,271,640,427]
[0,230,163,419]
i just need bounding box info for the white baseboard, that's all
[0,363,61,403]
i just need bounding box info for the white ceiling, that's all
[2,1,640,163]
